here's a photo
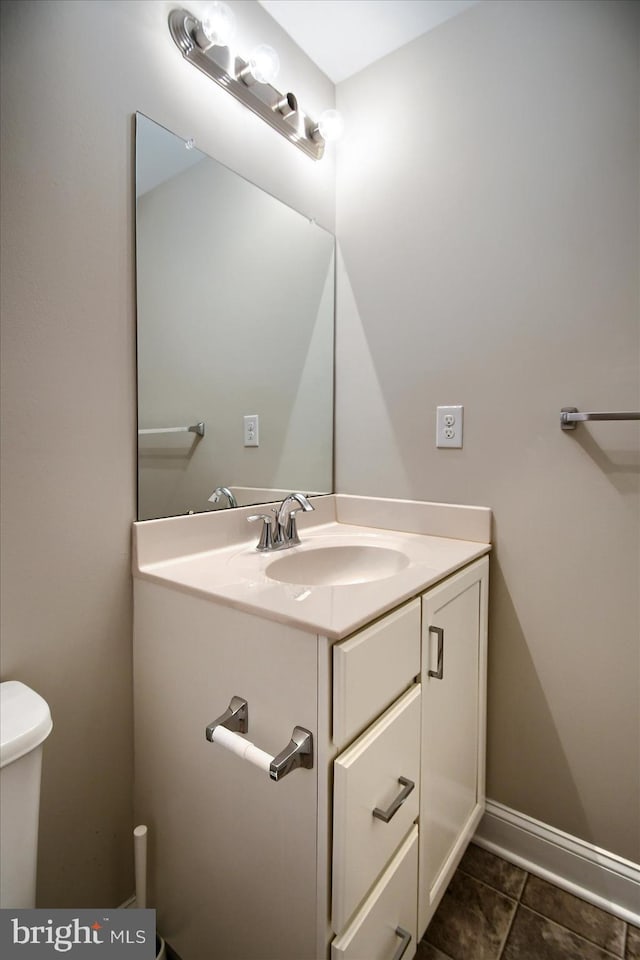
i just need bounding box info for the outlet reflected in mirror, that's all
[135,114,335,520]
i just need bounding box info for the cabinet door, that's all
[418,557,488,937]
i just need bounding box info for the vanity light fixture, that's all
[168,6,342,160]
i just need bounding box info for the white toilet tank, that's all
[0,680,53,907]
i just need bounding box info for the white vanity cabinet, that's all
[133,549,488,960]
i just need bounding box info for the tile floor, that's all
[418,844,639,960]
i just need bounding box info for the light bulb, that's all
[247,44,280,85]
[201,1,236,47]
[317,109,344,143]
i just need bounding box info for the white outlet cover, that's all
[436,405,463,448]
[243,414,259,447]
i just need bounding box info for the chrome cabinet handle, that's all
[428,625,444,679]
[391,926,412,960]
[372,776,415,822]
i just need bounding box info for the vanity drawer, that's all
[332,684,421,933]
[331,825,418,960]
[333,599,420,748]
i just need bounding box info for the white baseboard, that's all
[473,800,640,925]
[122,802,639,925]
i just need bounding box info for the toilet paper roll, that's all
[211,725,272,773]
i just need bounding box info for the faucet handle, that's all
[247,514,274,551]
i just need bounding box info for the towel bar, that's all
[138,421,205,437]
[561,408,640,430]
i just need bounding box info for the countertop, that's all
[133,496,492,639]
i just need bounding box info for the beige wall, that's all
[0,0,335,906]
[336,0,639,861]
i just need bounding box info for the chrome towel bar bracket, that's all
[205,695,313,782]
[561,408,640,430]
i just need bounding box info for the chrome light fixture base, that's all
[169,9,326,161]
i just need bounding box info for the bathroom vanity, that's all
[132,495,490,960]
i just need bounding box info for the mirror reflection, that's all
[135,114,335,520]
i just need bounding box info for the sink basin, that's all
[265,544,410,587]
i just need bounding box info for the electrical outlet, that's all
[436,405,463,448]
[243,414,259,447]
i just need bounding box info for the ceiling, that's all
[258,0,481,84]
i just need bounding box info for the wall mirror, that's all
[135,114,335,520]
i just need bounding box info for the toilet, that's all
[0,680,53,907]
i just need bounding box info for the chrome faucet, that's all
[211,486,238,508]
[248,493,314,551]
[275,492,314,547]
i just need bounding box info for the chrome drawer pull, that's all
[391,926,412,960]
[428,625,444,679]
[372,776,415,822]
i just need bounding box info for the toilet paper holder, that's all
[205,695,313,782]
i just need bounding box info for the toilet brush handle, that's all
[133,824,148,909]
